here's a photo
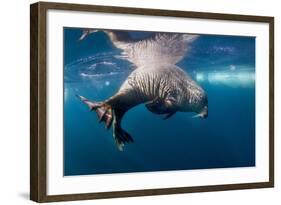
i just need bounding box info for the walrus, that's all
[77,30,208,150]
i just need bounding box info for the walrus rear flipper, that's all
[76,95,113,129]
[77,95,133,151]
[112,109,134,151]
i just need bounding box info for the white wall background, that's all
[0,0,279,204]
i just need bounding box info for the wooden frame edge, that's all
[30,1,274,202]
[30,2,39,202]
[30,2,48,202]
[36,1,274,22]
[39,182,273,203]
[269,17,274,188]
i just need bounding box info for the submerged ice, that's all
[195,68,255,87]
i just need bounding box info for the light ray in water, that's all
[195,68,255,87]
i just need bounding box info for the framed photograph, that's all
[30,2,274,202]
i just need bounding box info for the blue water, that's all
[63,28,255,176]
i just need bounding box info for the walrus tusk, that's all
[192,106,208,118]
[192,113,203,118]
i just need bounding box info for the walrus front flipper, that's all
[112,109,134,151]
[145,98,167,114]
[145,97,176,115]
[163,111,176,120]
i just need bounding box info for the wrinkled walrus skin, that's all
[78,64,208,151]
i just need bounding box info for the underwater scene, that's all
[64,28,255,176]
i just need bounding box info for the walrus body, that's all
[111,64,207,115]
[77,30,208,150]
[78,64,207,150]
